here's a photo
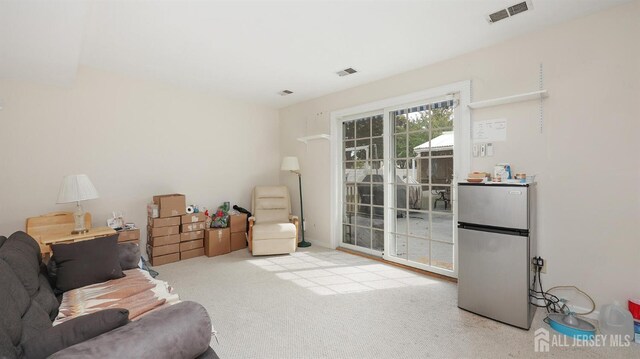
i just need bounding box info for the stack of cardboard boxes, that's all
[147,193,212,266]
[147,194,185,266]
[179,212,206,260]
[204,212,248,257]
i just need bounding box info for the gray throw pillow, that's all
[21,308,129,359]
[117,242,141,270]
[51,235,124,292]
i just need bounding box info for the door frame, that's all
[330,80,471,278]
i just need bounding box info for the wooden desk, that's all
[26,212,116,257]
[39,226,116,247]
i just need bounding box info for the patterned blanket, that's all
[54,268,180,325]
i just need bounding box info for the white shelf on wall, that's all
[297,134,330,144]
[467,90,548,109]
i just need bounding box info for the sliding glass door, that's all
[336,84,468,277]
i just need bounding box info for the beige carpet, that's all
[156,247,638,358]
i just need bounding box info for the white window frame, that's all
[330,80,471,278]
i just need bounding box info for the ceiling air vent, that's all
[279,90,293,96]
[488,9,509,23]
[486,1,533,24]
[508,1,530,16]
[337,68,357,77]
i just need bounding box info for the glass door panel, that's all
[341,114,384,255]
[389,102,455,273]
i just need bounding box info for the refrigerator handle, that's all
[458,223,529,236]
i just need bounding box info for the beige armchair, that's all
[248,186,299,256]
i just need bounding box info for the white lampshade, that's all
[281,156,300,171]
[57,174,99,204]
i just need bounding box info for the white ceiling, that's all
[0,0,630,108]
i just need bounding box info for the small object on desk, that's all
[107,211,125,230]
[468,172,490,180]
[492,176,502,182]
[515,173,527,183]
[494,164,510,180]
[466,178,484,183]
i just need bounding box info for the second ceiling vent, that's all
[337,68,357,77]
[486,1,533,24]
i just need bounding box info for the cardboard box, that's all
[147,243,179,257]
[149,252,180,266]
[153,194,187,218]
[230,232,247,251]
[148,225,179,238]
[117,229,140,243]
[148,233,180,247]
[181,222,207,233]
[180,247,205,260]
[180,239,204,252]
[180,230,204,242]
[229,213,248,233]
[204,228,230,257]
[148,216,181,228]
[181,213,208,224]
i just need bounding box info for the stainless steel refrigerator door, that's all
[458,185,529,230]
[458,227,532,329]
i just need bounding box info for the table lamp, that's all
[57,174,99,234]
[281,156,311,247]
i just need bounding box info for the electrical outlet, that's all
[531,256,547,274]
[486,143,494,156]
[539,257,547,273]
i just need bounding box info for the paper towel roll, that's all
[186,205,194,214]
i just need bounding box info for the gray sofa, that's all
[0,231,218,359]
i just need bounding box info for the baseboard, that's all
[302,237,333,249]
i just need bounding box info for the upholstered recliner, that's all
[248,186,299,256]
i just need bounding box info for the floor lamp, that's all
[281,156,311,247]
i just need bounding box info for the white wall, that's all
[0,67,281,248]
[279,2,640,309]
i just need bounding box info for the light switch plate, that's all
[480,144,486,157]
[486,143,494,156]
[473,145,478,157]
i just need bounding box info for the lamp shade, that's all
[281,156,300,171]
[57,174,99,204]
